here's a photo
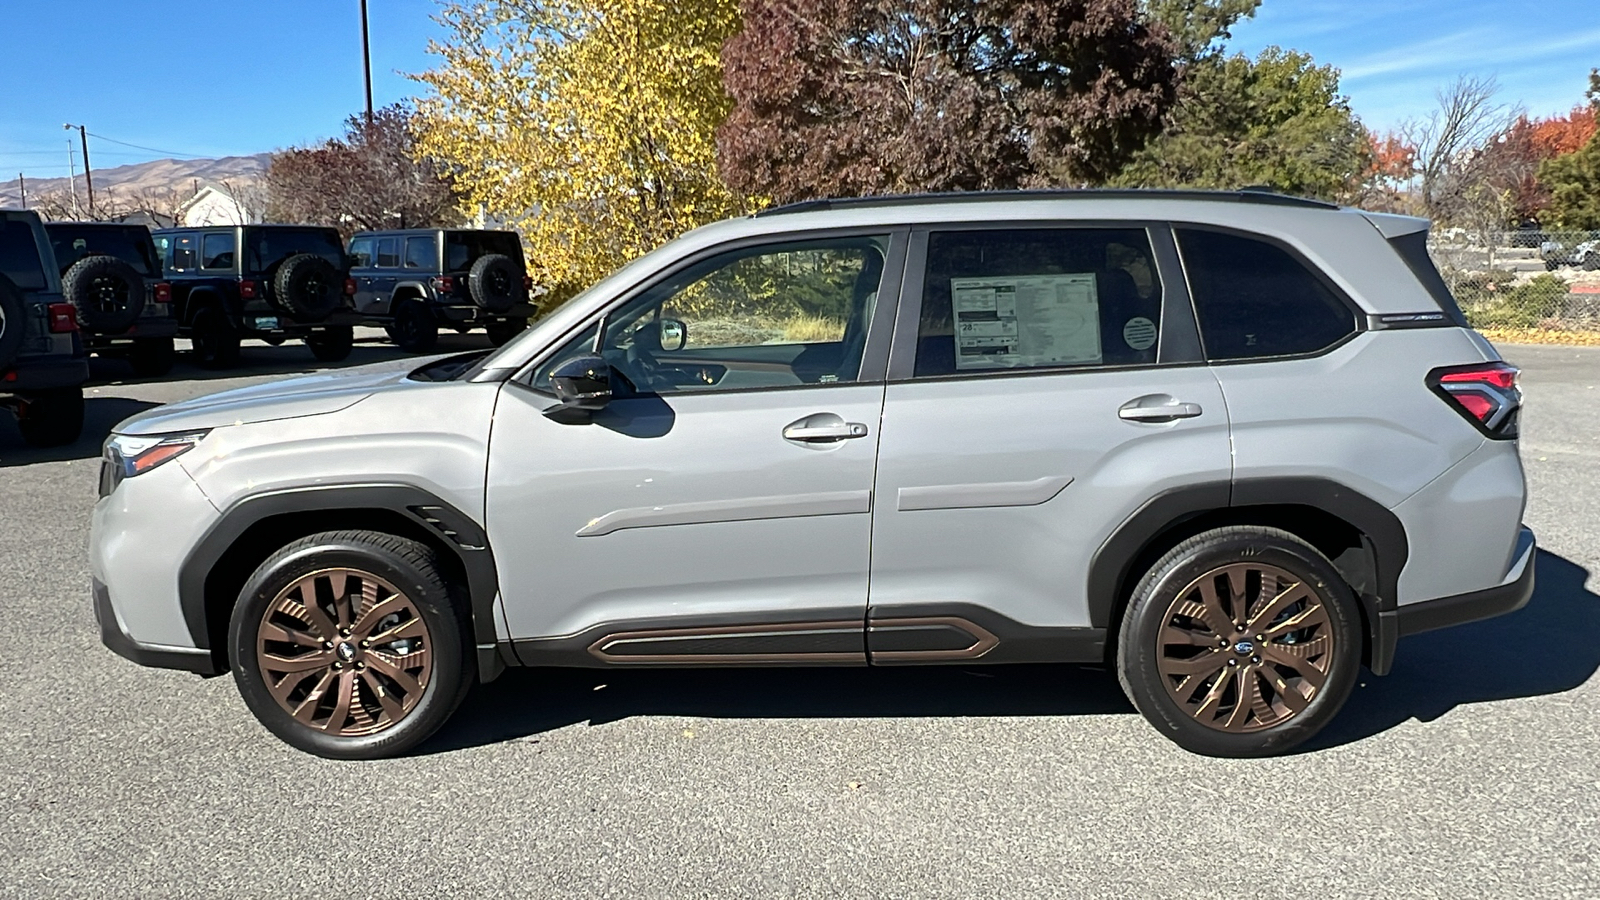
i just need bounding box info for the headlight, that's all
[100,430,210,496]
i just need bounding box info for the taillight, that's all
[522,275,533,291]
[48,303,78,333]
[344,277,357,296]
[433,275,455,294]
[1428,362,1521,438]
[239,279,258,299]
[153,282,172,303]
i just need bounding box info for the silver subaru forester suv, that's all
[92,191,1534,759]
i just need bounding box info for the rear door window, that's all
[1176,228,1357,361]
[376,238,400,268]
[913,228,1163,377]
[170,234,198,271]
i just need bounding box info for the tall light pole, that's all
[360,0,374,124]
[64,123,94,218]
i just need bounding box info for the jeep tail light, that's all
[239,279,258,299]
[48,303,78,333]
[1428,362,1520,438]
[523,275,534,291]
[153,282,172,304]
[433,275,455,294]
[344,277,357,296]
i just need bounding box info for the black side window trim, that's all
[512,226,911,395]
[1171,222,1366,365]
[885,220,1205,382]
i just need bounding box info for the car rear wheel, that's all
[190,305,241,369]
[128,337,176,377]
[390,299,438,353]
[485,317,527,346]
[305,326,354,362]
[228,530,472,759]
[1117,526,1361,757]
[15,387,84,448]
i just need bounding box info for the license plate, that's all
[252,317,280,330]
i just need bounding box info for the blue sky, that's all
[1,0,1596,182]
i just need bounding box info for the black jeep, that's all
[347,228,536,352]
[152,225,359,368]
[45,221,178,376]
[0,209,89,447]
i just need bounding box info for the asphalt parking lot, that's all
[1,335,1596,898]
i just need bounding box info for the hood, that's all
[115,358,425,436]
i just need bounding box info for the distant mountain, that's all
[0,154,272,209]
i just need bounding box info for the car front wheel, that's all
[1117,526,1361,757]
[228,530,472,759]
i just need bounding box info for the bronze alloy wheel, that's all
[1155,562,1334,733]
[255,567,433,737]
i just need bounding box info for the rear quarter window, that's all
[0,220,48,290]
[1176,228,1357,361]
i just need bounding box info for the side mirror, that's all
[658,318,687,352]
[549,355,613,411]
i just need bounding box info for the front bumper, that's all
[94,579,221,675]
[1396,525,1537,637]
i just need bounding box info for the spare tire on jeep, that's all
[62,254,144,332]
[273,254,341,321]
[0,274,25,370]
[467,254,520,313]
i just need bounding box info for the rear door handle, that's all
[783,413,869,443]
[1118,395,1203,422]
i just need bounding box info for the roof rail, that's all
[754,188,1340,217]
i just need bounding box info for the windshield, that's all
[443,231,523,272]
[46,225,160,277]
[245,229,345,273]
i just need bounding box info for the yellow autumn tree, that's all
[413,0,747,307]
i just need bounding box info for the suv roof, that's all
[756,188,1342,217]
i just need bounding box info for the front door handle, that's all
[783,412,869,443]
[1118,395,1203,423]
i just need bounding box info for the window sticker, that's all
[951,274,1102,369]
[1123,316,1157,350]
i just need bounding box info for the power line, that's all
[84,132,208,159]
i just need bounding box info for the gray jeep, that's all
[348,228,537,352]
[1,209,89,446]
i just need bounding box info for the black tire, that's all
[305,325,354,362]
[62,254,144,333]
[1544,259,1560,271]
[467,254,520,313]
[1584,255,1600,272]
[228,530,473,760]
[1116,526,1361,758]
[190,303,241,369]
[485,317,527,346]
[15,386,85,448]
[128,337,176,377]
[272,254,341,322]
[0,274,24,370]
[391,299,438,353]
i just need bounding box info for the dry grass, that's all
[778,314,846,343]
[1478,327,1600,347]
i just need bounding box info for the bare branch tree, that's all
[1403,74,1519,221]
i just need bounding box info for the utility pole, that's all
[64,123,94,217]
[16,173,24,209]
[66,139,81,218]
[360,0,374,125]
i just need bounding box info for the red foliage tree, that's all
[717,0,1179,203]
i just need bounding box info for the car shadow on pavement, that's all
[424,550,1599,757]
[0,397,159,467]
[420,662,1136,756]
[1307,549,1600,750]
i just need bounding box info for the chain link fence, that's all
[1429,230,1600,333]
